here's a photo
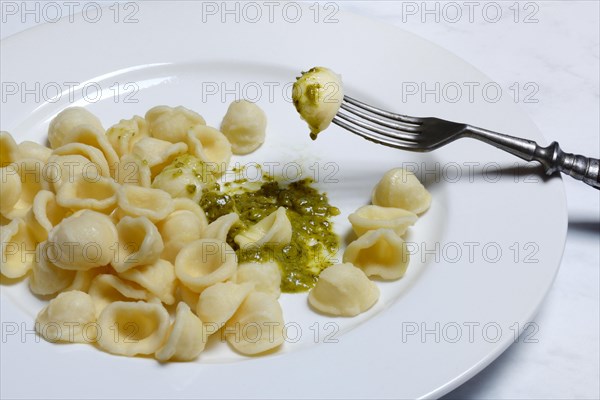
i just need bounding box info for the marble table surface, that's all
[1,1,598,399]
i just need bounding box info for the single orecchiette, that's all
[185,126,232,174]
[131,137,188,178]
[158,209,206,264]
[96,301,170,356]
[145,105,206,143]
[112,216,164,273]
[343,228,410,280]
[0,166,21,217]
[47,210,118,271]
[155,302,206,362]
[1,218,36,278]
[116,184,174,222]
[348,205,417,237]
[5,158,47,219]
[151,155,208,203]
[220,100,267,155]
[235,262,281,298]
[17,141,51,163]
[225,291,285,355]
[196,281,253,327]
[371,168,431,214]
[119,259,176,305]
[56,174,119,212]
[88,274,150,316]
[29,241,76,296]
[115,153,151,187]
[234,207,292,249]
[59,125,119,171]
[35,290,97,343]
[25,190,70,243]
[308,263,379,317]
[106,115,149,157]
[202,212,239,243]
[51,142,111,178]
[47,107,105,149]
[0,131,20,167]
[175,238,237,292]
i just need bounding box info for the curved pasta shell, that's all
[119,259,176,305]
[56,174,119,212]
[45,154,90,192]
[116,184,174,222]
[348,205,417,237]
[0,131,20,167]
[185,126,232,175]
[97,301,170,356]
[25,190,70,243]
[145,105,206,143]
[35,290,97,343]
[202,212,239,243]
[235,262,281,298]
[0,218,36,278]
[175,238,237,292]
[113,216,164,273]
[343,228,410,280]
[88,274,150,316]
[308,263,379,317]
[371,168,431,214]
[0,166,22,217]
[47,210,118,271]
[60,125,119,172]
[177,284,201,311]
[131,137,188,178]
[47,107,104,149]
[158,210,206,264]
[234,207,292,249]
[17,141,51,163]
[155,302,206,362]
[115,153,151,188]
[51,143,111,179]
[196,281,253,328]
[106,115,149,157]
[29,241,76,296]
[225,291,285,355]
[220,100,266,155]
[5,158,48,219]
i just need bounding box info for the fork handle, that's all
[466,126,600,189]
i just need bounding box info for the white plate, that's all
[0,3,567,399]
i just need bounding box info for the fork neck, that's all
[463,125,539,162]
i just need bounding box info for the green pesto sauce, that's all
[200,178,340,293]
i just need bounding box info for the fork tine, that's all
[340,101,421,133]
[336,109,420,142]
[344,96,423,125]
[332,116,422,151]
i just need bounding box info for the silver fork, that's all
[332,96,600,189]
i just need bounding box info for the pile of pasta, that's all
[0,102,292,360]
[308,168,431,316]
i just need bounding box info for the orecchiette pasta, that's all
[29,241,76,296]
[145,105,206,143]
[0,218,36,278]
[308,263,379,317]
[0,166,21,217]
[234,207,292,249]
[348,205,417,237]
[47,107,105,149]
[158,210,205,264]
[35,290,97,343]
[151,155,207,203]
[131,137,188,178]
[60,124,120,170]
[5,158,47,219]
[175,238,237,292]
[155,302,206,362]
[17,141,51,163]
[235,262,281,298]
[112,216,164,272]
[196,281,253,327]
[119,259,176,305]
[177,284,201,311]
[171,198,209,228]
[371,168,431,214]
[47,210,118,271]
[202,212,240,243]
[343,228,410,280]
[88,274,150,316]
[0,131,20,167]
[220,100,267,155]
[51,142,111,178]
[26,190,70,243]
[45,154,91,192]
[56,175,119,212]
[96,301,170,356]
[225,291,285,355]
[116,184,174,222]
[115,153,151,187]
[185,126,232,174]
[106,115,149,157]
